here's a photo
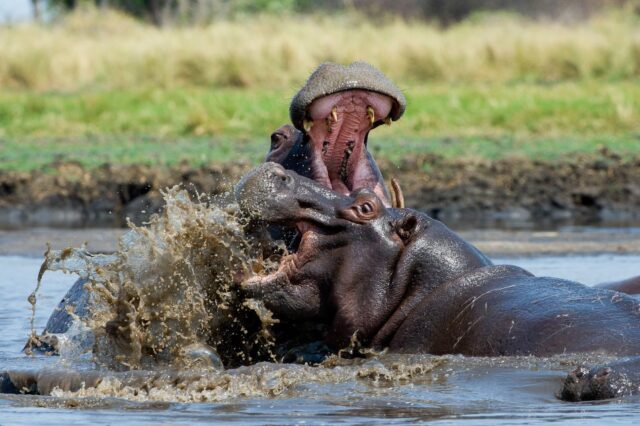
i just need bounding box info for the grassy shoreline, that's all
[1,80,639,171]
[2,81,639,139]
[2,134,639,172]
[2,11,639,171]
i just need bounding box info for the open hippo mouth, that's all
[303,90,391,194]
[289,62,406,202]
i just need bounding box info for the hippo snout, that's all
[235,163,351,227]
[559,363,637,401]
[234,163,294,217]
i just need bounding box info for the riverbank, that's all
[2,149,640,230]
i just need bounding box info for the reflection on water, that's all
[1,254,640,424]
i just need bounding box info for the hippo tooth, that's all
[367,106,375,125]
[384,116,392,126]
[331,106,338,123]
[303,119,313,132]
[390,177,405,208]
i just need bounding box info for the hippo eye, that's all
[360,202,374,214]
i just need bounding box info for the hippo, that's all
[594,276,640,295]
[236,163,640,355]
[264,62,638,293]
[25,62,407,351]
[23,278,91,354]
[236,163,640,397]
[266,61,407,208]
[559,355,640,401]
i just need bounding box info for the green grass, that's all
[2,134,640,172]
[1,80,640,171]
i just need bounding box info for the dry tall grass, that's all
[1,9,639,91]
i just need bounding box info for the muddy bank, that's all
[1,150,640,229]
[383,148,640,228]
[0,160,249,228]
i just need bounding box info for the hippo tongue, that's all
[305,90,392,204]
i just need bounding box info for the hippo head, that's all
[235,162,416,348]
[236,163,493,351]
[267,62,406,207]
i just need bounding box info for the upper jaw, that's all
[277,179,352,231]
[289,61,406,131]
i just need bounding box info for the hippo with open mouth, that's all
[262,61,638,296]
[24,62,408,353]
[266,61,406,208]
[236,162,640,400]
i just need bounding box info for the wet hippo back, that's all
[391,265,640,357]
[24,278,91,354]
[42,278,90,334]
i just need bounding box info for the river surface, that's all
[1,253,640,424]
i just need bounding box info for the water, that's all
[1,253,640,424]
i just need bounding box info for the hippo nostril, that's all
[596,368,612,378]
[573,367,587,379]
[275,173,292,186]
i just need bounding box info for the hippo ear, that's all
[395,214,417,243]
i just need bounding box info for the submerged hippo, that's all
[236,163,640,398]
[559,355,640,401]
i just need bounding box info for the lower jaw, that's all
[308,149,391,206]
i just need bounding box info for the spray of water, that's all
[30,186,282,370]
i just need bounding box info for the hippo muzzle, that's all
[235,162,350,231]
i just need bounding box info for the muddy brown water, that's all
[1,255,640,422]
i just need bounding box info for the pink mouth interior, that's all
[306,90,392,206]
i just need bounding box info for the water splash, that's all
[30,186,281,370]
